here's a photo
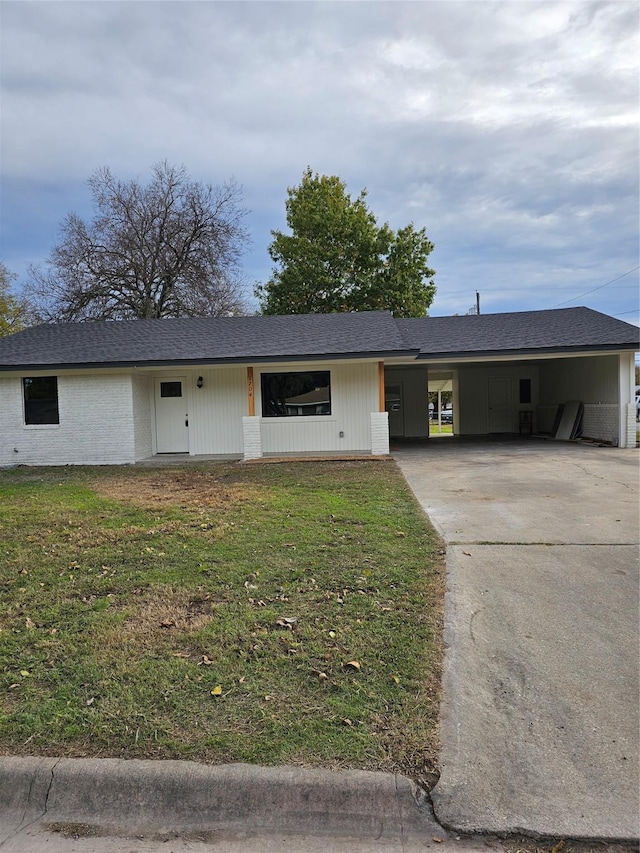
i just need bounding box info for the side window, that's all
[261,371,331,417]
[519,378,532,405]
[23,376,60,425]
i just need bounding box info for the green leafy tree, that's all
[0,262,28,336]
[256,168,436,317]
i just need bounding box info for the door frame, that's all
[153,375,191,454]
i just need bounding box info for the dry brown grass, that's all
[93,470,268,511]
[97,586,217,654]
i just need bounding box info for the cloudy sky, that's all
[1,0,638,320]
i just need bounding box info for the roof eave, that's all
[0,348,420,372]
[416,343,640,361]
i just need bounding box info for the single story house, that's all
[0,307,637,466]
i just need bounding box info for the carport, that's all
[385,308,638,448]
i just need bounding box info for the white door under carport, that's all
[488,377,512,432]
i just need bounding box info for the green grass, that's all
[0,461,444,781]
[429,423,453,435]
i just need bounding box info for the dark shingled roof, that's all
[396,307,640,359]
[0,307,637,371]
[0,311,414,370]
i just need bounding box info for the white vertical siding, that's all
[258,361,379,454]
[0,373,136,466]
[190,367,246,454]
[457,364,539,435]
[538,355,618,405]
[132,374,153,460]
[384,367,429,437]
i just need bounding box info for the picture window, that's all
[261,371,331,417]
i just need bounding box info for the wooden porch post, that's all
[247,366,255,417]
[378,361,385,412]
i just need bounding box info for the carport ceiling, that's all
[429,373,453,393]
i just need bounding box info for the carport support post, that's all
[619,351,635,448]
[247,366,255,417]
[372,362,389,455]
[242,367,262,460]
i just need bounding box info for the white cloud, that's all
[0,0,637,319]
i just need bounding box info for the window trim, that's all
[22,376,60,427]
[259,370,332,419]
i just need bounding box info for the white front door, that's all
[488,377,512,432]
[155,378,189,453]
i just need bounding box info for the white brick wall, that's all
[624,403,636,448]
[0,373,137,466]
[582,404,619,445]
[370,411,389,456]
[242,416,262,460]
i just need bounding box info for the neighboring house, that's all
[0,307,637,466]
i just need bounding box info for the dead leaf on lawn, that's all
[275,617,297,629]
[159,619,176,629]
[210,685,223,696]
[344,660,361,671]
[198,655,214,666]
[342,718,354,727]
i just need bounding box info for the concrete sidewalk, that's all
[395,440,639,840]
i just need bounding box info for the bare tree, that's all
[26,162,250,321]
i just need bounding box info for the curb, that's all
[0,757,446,841]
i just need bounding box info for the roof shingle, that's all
[0,311,413,370]
[396,307,639,358]
[0,307,637,371]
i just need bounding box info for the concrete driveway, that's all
[394,439,639,840]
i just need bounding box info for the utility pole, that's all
[476,291,480,315]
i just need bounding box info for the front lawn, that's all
[0,460,444,782]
